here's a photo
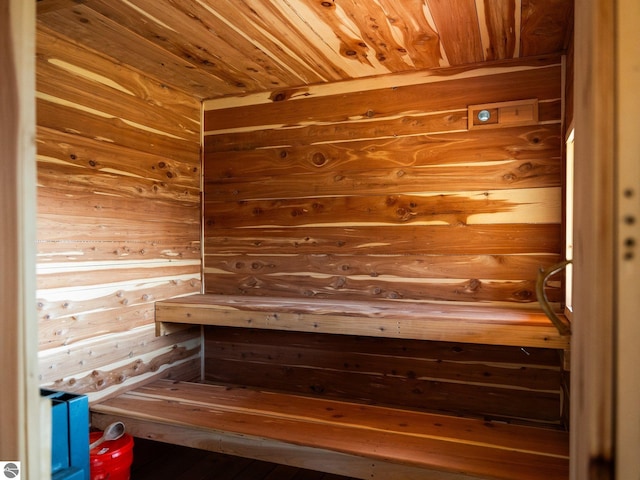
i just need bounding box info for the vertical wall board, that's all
[615,0,640,477]
[0,1,45,478]
[36,24,202,398]
[571,0,616,478]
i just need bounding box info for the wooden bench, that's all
[157,294,571,393]
[91,379,569,480]
[155,294,571,352]
[91,294,570,479]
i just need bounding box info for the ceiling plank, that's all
[37,5,240,99]
[477,0,519,61]
[521,0,573,57]
[426,0,484,65]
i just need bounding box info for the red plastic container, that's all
[89,431,134,480]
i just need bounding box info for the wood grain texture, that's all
[202,62,563,305]
[36,23,202,395]
[37,1,572,100]
[91,379,569,480]
[93,412,483,480]
[203,326,564,424]
[156,294,570,349]
[203,65,561,133]
[1,0,42,472]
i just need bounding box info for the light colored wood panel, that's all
[38,189,199,227]
[38,212,199,243]
[36,25,201,123]
[203,65,561,131]
[616,0,640,476]
[38,127,200,191]
[37,6,235,99]
[204,224,562,255]
[37,39,199,143]
[156,295,570,349]
[204,253,562,281]
[37,260,200,289]
[41,330,201,401]
[84,0,297,92]
[478,0,518,61]
[38,325,199,384]
[37,170,198,212]
[37,239,200,263]
[204,188,561,228]
[203,272,559,304]
[38,275,201,349]
[1,0,41,474]
[571,0,616,477]
[205,163,561,201]
[426,0,484,64]
[205,124,561,175]
[37,97,199,161]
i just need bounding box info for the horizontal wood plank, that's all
[204,65,560,132]
[156,294,570,349]
[204,123,561,168]
[203,253,563,281]
[204,224,562,255]
[91,379,569,480]
[204,188,560,227]
[201,273,561,304]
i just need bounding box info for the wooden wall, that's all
[204,326,565,426]
[35,23,202,402]
[201,57,566,426]
[202,57,564,304]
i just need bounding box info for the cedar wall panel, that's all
[202,59,564,305]
[204,326,564,426]
[36,24,202,401]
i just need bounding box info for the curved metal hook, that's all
[536,260,572,336]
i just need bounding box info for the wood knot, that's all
[312,152,327,166]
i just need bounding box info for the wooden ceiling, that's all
[37,0,573,101]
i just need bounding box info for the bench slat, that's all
[155,294,570,349]
[91,379,568,480]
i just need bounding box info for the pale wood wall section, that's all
[36,23,202,401]
[202,58,563,305]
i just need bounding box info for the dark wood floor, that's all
[130,437,359,480]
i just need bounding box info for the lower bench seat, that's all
[91,379,569,480]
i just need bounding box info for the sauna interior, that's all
[35,1,575,478]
